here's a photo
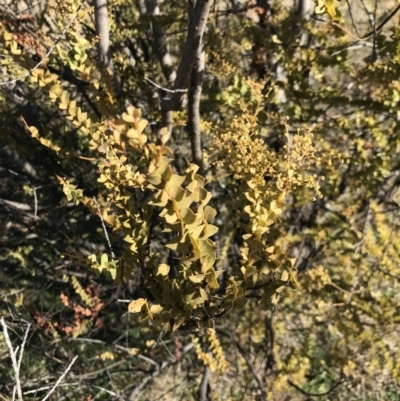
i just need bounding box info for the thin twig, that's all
[288,377,344,397]
[17,324,31,372]
[217,328,267,401]
[41,355,78,401]
[198,366,211,401]
[0,317,23,401]
[144,76,187,93]
[312,4,400,43]
[93,196,115,259]
[17,0,48,14]
[24,383,79,395]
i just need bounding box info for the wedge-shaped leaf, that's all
[186,180,198,193]
[266,246,275,254]
[190,224,205,240]
[139,134,147,144]
[60,91,70,109]
[147,157,171,184]
[77,107,87,123]
[180,208,197,225]
[203,206,217,221]
[172,318,186,332]
[101,253,109,265]
[176,193,195,210]
[187,163,200,175]
[206,269,220,289]
[261,264,270,275]
[160,204,178,224]
[159,126,171,146]
[197,187,211,203]
[189,296,205,306]
[166,235,191,253]
[108,267,117,280]
[198,238,217,258]
[136,118,148,133]
[147,173,162,186]
[234,295,247,309]
[289,271,300,287]
[189,234,201,257]
[3,31,13,41]
[199,288,209,301]
[156,264,170,276]
[242,264,257,279]
[188,274,205,283]
[271,293,279,305]
[128,298,147,313]
[122,112,135,123]
[126,128,139,139]
[275,285,285,293]
[150,304,163,314]
[203,223,218,238]
[280,270,289,282]
[149,190,169,207]
[182,290,195,303]
[194,174,205,187]
[165,174,186,191]
[169,185,186,201]
[201,252,216,273]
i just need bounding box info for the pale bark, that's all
[161,0,212,112]
[93,0,121,95]
[188,39,204,171]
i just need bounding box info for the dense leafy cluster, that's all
[2,0,400,400]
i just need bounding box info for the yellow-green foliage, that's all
[3,22,323,331]
[3,0,400,399]
[192,329,227,373]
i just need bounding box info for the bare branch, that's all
[144,76,186,94]
[161,0,212,111]
[188,38,204,171]
[41,355,78,401]
[93,0,121,95]
[198,366,211,401]
[0,317,23,401]
[145,0,176,84]
[294,0,315,47]
[93,196,115,259]
[287,377,344,397]
[143,0,177,134]
[93,0,111,68]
